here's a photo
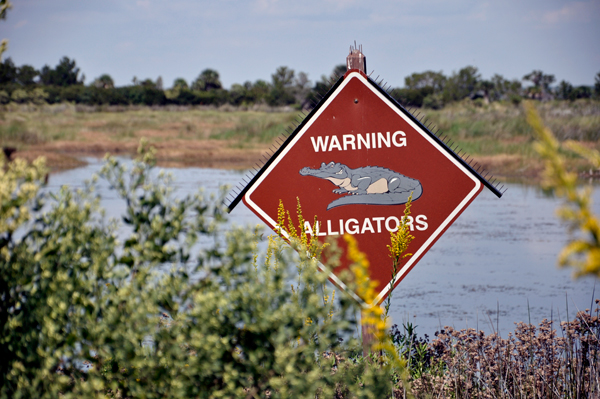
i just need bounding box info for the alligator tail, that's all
[326,185,423,210]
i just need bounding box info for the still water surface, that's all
[49,158,599,338]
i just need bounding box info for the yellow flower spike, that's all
[295,197,308,247]
[286,210,298,239]
[344,234,381,323]
[265,235,282,271]
[387,194,415,261]
[384,196,415,321]
[276,200,286,238]
[344,230,413,396]
[275,198,329,261]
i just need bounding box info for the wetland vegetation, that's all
[1,99,599,180]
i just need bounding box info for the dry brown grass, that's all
[393,303,600,399]
[0,102,598,178]
[0,105,293,171]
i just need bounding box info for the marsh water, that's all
[48,158,599,338]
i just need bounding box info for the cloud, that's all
[14,20,27,29]
[542,1,600,24]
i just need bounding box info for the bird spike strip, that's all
[224,70,503,211]
[224,73,342,211]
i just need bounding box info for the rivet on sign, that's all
[354,99,359,104]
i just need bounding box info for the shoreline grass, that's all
[1,100,599,179]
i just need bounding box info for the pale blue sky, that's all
[2,0,599,89]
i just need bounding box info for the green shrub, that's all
[10,88,28,103]
[0,143,404,398]
[31,87,48,105]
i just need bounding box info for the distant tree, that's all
[16,64,38,86]
[594,72,600,99]
[39,56,84,86]
[404,70,446,93]
[294,71,312,107]
[556,80,573,100]
[271,66,295,89]
[139,78,156,88]
[389,87,433,108]
[393,70,448,108]
[490,74,522,101]
[571,85,592,100]
[228,83,246,105]
[191,68,222,91]
[331,64,347,80]
[122,83,166,105]
[268,66,296,106]
[0,59,38,86]
[155,76,163,91]
[523,70,555,89]
[239,80,270,105]
[0,57,16,84]
[249,79,270,103]
[442,66,480,103]
[439,66,475,103]
[476,79,495,103]
[457,66,480,91]
[523,70,555,100]
[172,77,188,90]
[490,74,507,100]
[92,74,114,89]
[227,80,269,105]
[307,65,348,106]
[295,71,310,90]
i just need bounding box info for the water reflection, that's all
[48,159,599,338]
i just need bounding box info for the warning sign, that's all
[230,70,502,306]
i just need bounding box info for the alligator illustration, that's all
[299,162,423,210]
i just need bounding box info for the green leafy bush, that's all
[0,143,404,398]
[10,88,28,104]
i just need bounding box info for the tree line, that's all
[0,56,599,109]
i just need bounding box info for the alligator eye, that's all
[336,170,343,175]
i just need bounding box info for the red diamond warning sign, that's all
[228,70,502,306]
